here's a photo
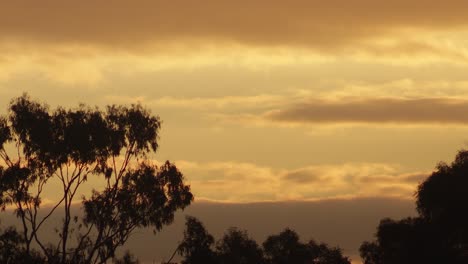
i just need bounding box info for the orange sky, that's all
[1,0,467,203]
[3,2,468,262]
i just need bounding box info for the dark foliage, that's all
[417,150,468,245]
[113,252,140,264]
[216,228,265,264]
[361,149,468,264]
[178,216,217,264]
[0,226,44,264]
[0,94,193,263]
[263,228,311,264]
[359,241,382,264]
[178,216,350,264]
[263,229,350,264]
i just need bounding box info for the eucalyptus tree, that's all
[360,150,468,264]
[0,94,193,263]
[178,216,217,264]
[263,229,351,264]
[216,228,265,264]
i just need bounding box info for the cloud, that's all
[1,197,417,264]
[2,1,468,49]
[282,169,327,184]
[401,173,428,183]
[175,160,429,202]
[335,80,468,99]
[104,91,468,128]
[106,81,468,112]
[2,1,468,90]
[266,97,468,125]
[149,95,285,110]
[0,43,336,85]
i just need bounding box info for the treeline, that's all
[175,149,468,264]
[175,216,351,264]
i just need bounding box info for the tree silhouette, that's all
[359,241,382,264]
[360,217,448,264]
[178,216,217,264]
[263,229,350,264]
[310,240,352,264]
[178,217,350,264]
[0,225,45,263]
[417,150,468,252]
[361,149,468,264]
[216,228,265,264]
[0,94,193,263]
[263,228,310,264]
[113,252,140,264]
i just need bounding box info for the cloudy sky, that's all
[1,1,468,262]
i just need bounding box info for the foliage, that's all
[360,149,468,264]
[178,216,217,264]
[263,228,310,264]
[0,226,44,264]
[0,94,193,263]
[359,241,381,264]
[113,252,140,264]
[178,216,350,264]
[417,150,468,240]
[263,229,350,264]
[216,228,265,264]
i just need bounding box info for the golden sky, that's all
[1,1,468,204]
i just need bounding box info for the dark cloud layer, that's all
[268,98,468,124]
[1,198,415,263]
[1,0,468,50]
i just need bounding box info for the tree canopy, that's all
[178,216,217,264]
[216,227,265,264]
[0,94,193,263]
[360,149,468,264]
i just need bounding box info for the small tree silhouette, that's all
[263,228,310,264]
[0,94,193,263]
[216,227,265,264]
[178,216,217,264]
[263,229,351,264]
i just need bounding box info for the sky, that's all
[1,1,468,262]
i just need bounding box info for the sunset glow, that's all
[1,2,467,262]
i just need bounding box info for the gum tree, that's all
[360,150,468,264]
[0,94,193,263]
